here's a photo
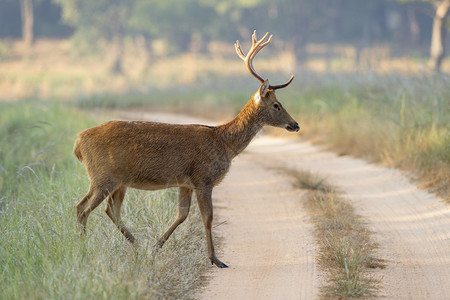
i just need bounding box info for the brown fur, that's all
[74,85,298,268]
[75,32,299,268]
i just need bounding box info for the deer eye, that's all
[273,103,280,110]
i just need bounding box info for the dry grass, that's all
[283,74,450,202]
[287,169,383,298]
[1,39,449,101]
[0,39,295,100]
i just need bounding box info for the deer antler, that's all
[235,30,294,90]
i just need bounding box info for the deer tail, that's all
[73,136,83,163]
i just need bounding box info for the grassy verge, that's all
[0,101,208,300]
[287,169,383,298]
[281,73,449,201]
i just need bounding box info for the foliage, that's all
[130,0,217,52]
[53,0,134,42]
[0,0,439,56]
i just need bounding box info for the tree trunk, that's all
[20,0,34,47]
[429,0,450,72]
[112,34,124,74]
[407,3,420,45]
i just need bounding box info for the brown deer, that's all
[73,31,299,268]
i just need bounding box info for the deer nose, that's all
[286,122,300,132]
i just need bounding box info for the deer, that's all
[73,31,299,268]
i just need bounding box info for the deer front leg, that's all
[156,187,193,248]
[196,186,228,268]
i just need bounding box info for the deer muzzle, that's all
[286,122,300,132]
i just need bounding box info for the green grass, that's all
[0,101,208,300]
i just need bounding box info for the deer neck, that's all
[218,99,263,158]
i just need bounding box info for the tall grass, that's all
[281,73,449,200]
[0,101,208,299]
[71,76,255,120]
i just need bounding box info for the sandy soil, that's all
[122,112,450,299]
[199,154,320,299]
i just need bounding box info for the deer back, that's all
[74,121,232,190]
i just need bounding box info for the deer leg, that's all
[196,187,228,268]
[105,186,135,243]
[77,183,117,233]
[76,190,92,234]
[156,187,193,248]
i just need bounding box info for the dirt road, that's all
[122,112,450,299]
[248,136,450,299]
[199,154,320,299]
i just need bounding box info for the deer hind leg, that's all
[76,191,92,233]
[156,187,193,248]
[76,182,118,234]
[105,186,136,243]
[196,186,228,268]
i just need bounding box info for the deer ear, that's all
[254,91,261,104]
[260,80,270,97]
[254,81,269,104]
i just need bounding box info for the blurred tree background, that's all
[0,0,448,70]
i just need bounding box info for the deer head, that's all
[235,31,300,132]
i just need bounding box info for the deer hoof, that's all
[154,238,166,249]
[211,257,228,268]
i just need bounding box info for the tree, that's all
[429,0,450,71]
[20,0,34,47]
[130,0,217,53]
[399,0,450,72]
[53,0,135,74]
